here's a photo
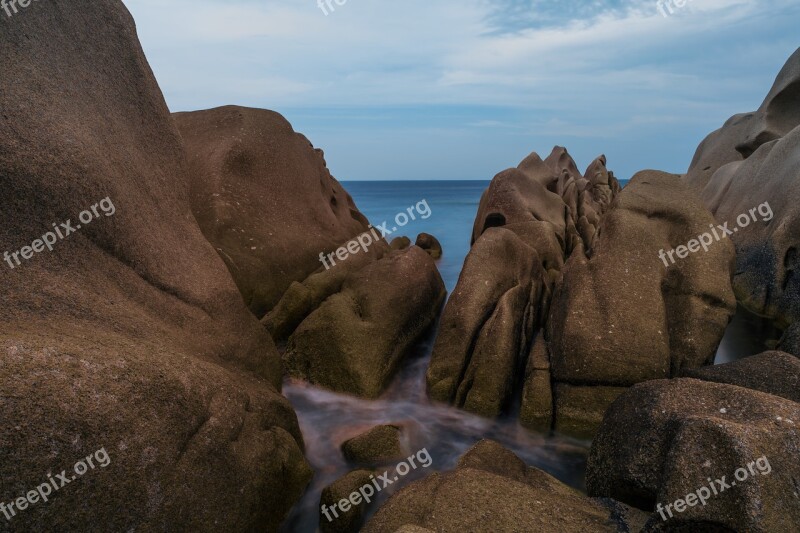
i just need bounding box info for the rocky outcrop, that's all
[428,149,734,438]
[320,470,375,533]
[175,106,371,318]
[284,246,445,398]
[363,440,648,532]
[415,233,442,259]
[341,425,407,466]
[587,379,800,531]
[546,171,736,436]
[178,108,446,399]
[685,47,800,349]
[427,148,610,421]
[0,2,310,530]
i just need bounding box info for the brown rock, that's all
[685,47,800,189]
[415,233,442,259]
[320,470,375,533]
[681,350,800,403]
[550,171,736,387]
[587,379,800,531]
[175,105,374,318]
[341,425,407,466]
[285,246,446,398]
[390,236,412,250]
[363,440,647,532]
[0,2,310,530]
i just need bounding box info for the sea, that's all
[279,179,765,532]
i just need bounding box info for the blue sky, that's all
[123,0,799,181]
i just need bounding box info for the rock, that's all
[320,470,375,533]
[341,425,407,466]
[684,48,800,344]
[176,106,448,401]
[698,127,800,330]
[685,47,800,190]
[519,331,554,433]
[415,233,442,259]
[175,106,373,318]
[587,379,800,531]
[285,246,446,398]
[552,385,628,440]
[681,350,800,404]
[363,440,647,532]
[550,171,736,381]
[428,148,636,434]
[0,2,310,530]
[778,322,800,356]
[390,236,412,250]
[426,227,548,418]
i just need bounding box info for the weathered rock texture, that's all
[341,425,407,466]
[175,106,370,318]
[363,440,648,533]
[587,378,800,532]
[320,469,375,533]
[176,108,446,399]
[685,47,800,349]
[427,149,735,438]
[0,1,310,531]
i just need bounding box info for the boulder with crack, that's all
[587,377,800,531]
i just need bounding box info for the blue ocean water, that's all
[342,180,490,292]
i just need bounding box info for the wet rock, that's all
[363,440,647,532]
[341,425,407,466]
[587,379,800,531]
[285,246,446,398]
[175,106,373,318]
[681,350,800,403]
[320,470,375,533]
[390,236,412,250]
[0,2,310,530]
[415,233,442,259]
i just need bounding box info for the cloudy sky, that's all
[122,0,799,181]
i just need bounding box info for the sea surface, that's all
[280,179,765,532]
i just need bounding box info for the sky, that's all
[122,0,799,181]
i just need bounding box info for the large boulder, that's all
[587,379,800,531]
[0,1,310,530]
[178,108,446,399]
[285,246,445,398]
[698,127,800,329]
[175,106,372,318]
[428,150,736,440]
[685,48,800,347]
[427,148,610,422]
[547,171,736,436]
[363,440,648,533]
